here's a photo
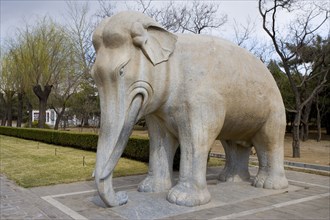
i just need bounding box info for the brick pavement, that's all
[0,175,70,219]
[1,167,329,219]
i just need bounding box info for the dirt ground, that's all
[131,130,330,166]
[211,134,330,166]
[67,127,330,166]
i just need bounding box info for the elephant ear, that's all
[131,21,177,66]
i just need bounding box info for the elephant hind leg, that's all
[252,115,288,189]
[218,140,251,182]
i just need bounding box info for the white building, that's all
[32,109,57,127]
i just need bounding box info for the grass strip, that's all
[0,135,224,188]
[0,135,148,188]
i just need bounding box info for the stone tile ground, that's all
[0,175,70,219]
[1,167,329,219]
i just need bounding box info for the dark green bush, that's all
[24,121,51,129]
[0,126,98,151]
[0,126,181,168]
[0,126,148,160]
[123,136,150,162]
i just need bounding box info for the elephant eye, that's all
[117,60,130,77]
[119,67,124,77]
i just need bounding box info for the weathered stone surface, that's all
[91,11,288,207]
[88,182,299,219]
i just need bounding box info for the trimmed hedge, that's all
[0,126,180,169]
[125,136,150,162]
[0,126,98,150]
[0,126,149,161]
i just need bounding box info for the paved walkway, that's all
[1,167,329,219]
[0,175,70,219]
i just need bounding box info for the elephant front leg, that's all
[218,140,251,182]
[167,135,214,207]
[167,107,221,207]
[138,116,178,193]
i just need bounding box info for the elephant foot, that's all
[138,175,172,193]
[252,169,288,189]
[218,168,250,182]
[167,182,211,207]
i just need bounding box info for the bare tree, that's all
[316,86,330,141]
[97,0,228,35]
[59,1,99,128]
[258,0,329,157]
[47,1,92,130]
[132,0,227,34]
[49,80,79,129]
[95,0,117,19]
[232,16,272,62]
[49,50,83,130]
[65,1,95,72]
[233,17,257,47]
[181,1,227,34]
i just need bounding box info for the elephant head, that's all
[91,11,177,207]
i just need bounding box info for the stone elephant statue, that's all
[91,11,288,208]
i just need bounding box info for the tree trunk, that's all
[6,99,12,127]
[33,84,53,128]
[27,99,33,128]
[0,94,6,126]
[79,117,84,131]
[63,116,67,130]
[292,111,301,158]
[16,92,24,127]
[316,95,322,142]
[326,113,330,135]
[1,114,6,126]
[83,114,89,127]
[5,91,15,127]
[281,63,302,158]
[54,108,65,130]
[301,101,313,141]
[39,99,47,128]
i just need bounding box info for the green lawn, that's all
[0,135,148,187]
[0,135,225,188]
[208,157,225,167]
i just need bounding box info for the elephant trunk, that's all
[95,94,143,207]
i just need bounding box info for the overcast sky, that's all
[1,1,329,49]
[1,1,96,43]
[0,1,267,44]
